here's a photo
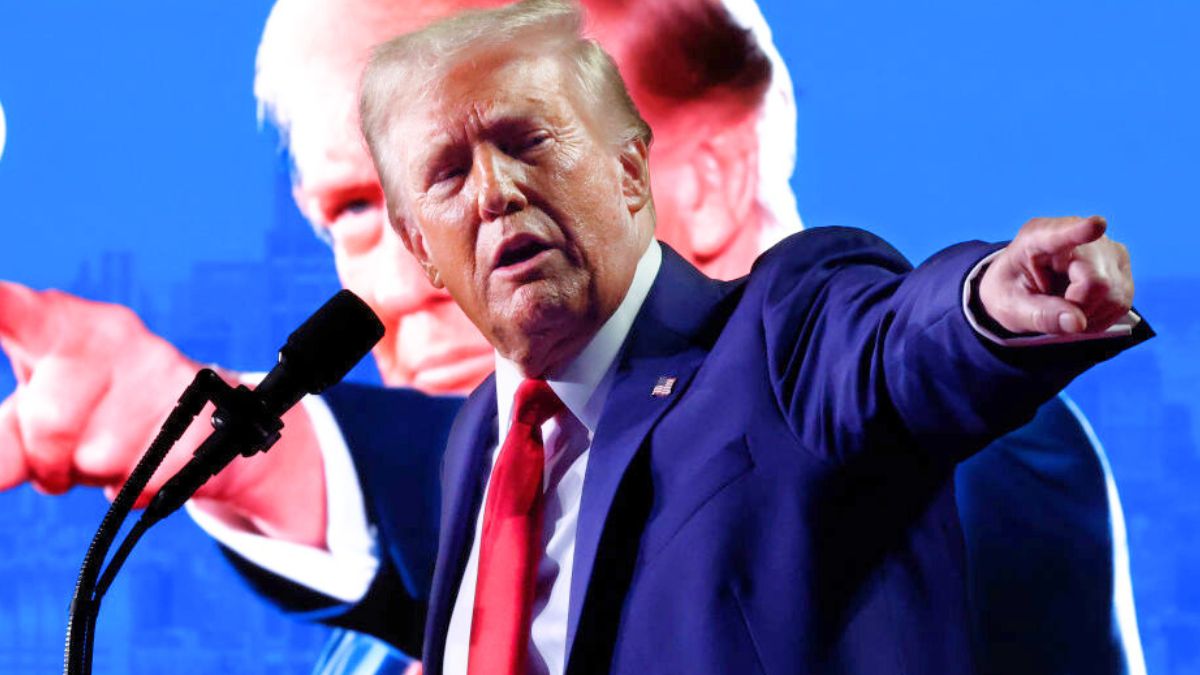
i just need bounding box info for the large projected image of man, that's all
[0,0,1145,673]
[0,0,792,547]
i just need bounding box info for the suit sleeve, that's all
[219,382,464,655]
[754,227,1153,465]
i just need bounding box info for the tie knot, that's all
[512,379,564,427]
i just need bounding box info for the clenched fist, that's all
[978,216,1134,336]
[0,282,327,547]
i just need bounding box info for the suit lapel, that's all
[564,245,733,665]
[422,246,732,672]
[422,377,498,675]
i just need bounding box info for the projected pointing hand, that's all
[0,282,209,495]
[978,216,1135,336]
[0,282,327,546]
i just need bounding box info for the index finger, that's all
[0,281,56,361]
[1027,215,1108,257]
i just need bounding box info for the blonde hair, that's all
[358,0,651,209]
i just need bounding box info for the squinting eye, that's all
[318,191,384,253]
[341,198,374,215]
[517,133,549,153]
[326,195,382,225]
[435,167,466,184]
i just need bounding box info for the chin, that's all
[377,341,494,395]
[494,311,593,377]
[505,290,577,336]
[374,350,407,388]
[411,359,493,395]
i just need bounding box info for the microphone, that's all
[64,290,384,675]
[142,289,384,524]
[254,288,386,416]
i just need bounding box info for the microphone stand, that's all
[62,288,384,675]
[64,369,285,675]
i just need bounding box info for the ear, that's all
[390,207,445,289]
[685,114,759,260]
[618,136,652,214]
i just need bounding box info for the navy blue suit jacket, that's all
[304,396,1142,675]
[232,229,1150,674]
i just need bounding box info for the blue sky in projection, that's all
[0,1,1197,673]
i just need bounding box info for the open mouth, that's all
[494,234,553,270]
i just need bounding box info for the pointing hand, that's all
[0,282,327,547]
[978,216,1134,336]
[0,281,203,496]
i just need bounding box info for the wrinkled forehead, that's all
[438,52,570,119]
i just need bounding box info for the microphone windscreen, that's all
[278,290,385,394]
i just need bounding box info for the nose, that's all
[474,143,527,221]
[372,224,450,317]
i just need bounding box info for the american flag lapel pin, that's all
[651,376,677,398]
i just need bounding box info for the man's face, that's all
[290,83,495,393]
[380,51,651,376]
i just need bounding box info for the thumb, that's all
[1028,215,1107,258]
[0,394,30,490]
[1009,291,1089,335]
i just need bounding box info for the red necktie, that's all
[468,379,564,675]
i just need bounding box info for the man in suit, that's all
[282,0,1146,671]
[246,1,1147,672]
[0,0,1142,667]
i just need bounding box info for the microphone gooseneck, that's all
[65,289,384,675]
[143,289,385,526]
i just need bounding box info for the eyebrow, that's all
[416,112,552,172]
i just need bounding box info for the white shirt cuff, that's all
[185,386,379,604]
[962,250,1141,347]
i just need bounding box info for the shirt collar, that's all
[495,240,662,437]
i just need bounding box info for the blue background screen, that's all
[0,1,1195,672]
